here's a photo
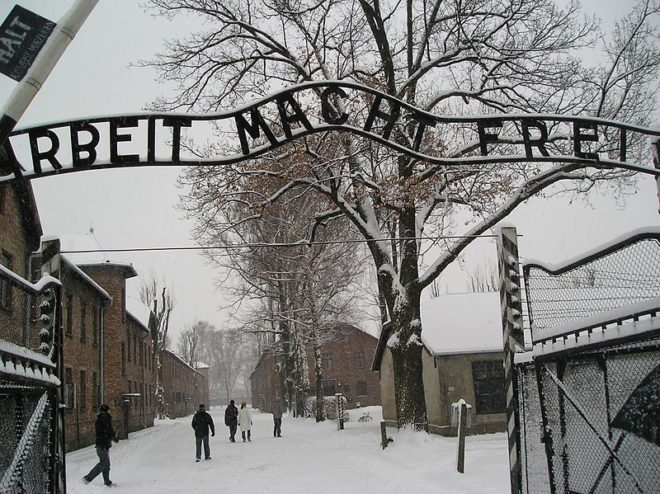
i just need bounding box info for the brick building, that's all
[1,189,209,451]
[0,181,42,345]
[122,308,156,434]
[59,256,111,451]
[250,323,381,413]
[162,349,209,418]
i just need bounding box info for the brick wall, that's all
[79,264,136,439]
[0,183,40,345]
[162,349,207,418]
[123,313,156,433]
[308,324,381,408]
[250,324,381,412]
[60,260,110,452]
[250,351,280,412]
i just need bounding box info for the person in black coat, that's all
[224,399,239,442]
[83,404,117,487]
[191,403,215,461]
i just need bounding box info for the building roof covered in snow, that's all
[420,291,502,356]
[126,296,153,332]
[52,232,136,276]
[372,291,502,370]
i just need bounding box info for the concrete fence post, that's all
[380,421,388,449]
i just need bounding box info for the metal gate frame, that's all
[504,228,660,493]
[0,262,65,493]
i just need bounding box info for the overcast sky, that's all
[0,0,658,341]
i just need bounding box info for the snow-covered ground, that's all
[65,406,510,493]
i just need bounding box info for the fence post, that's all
[457,401,468,473]
[498,226,524,494]
[335,393,344,430]
[653,138,660,214]
[40,238,65,494]
[380,421,389,449]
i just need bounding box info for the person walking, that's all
[191,403,215,462]
[238,401,252,442]
[83,404,118,487]
[224,399,239,442]
[272,400,283,438]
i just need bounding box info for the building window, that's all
[321,379,336,396]
[121,343,126,376]
[354,350,365,369]
[342,384,351,401]
[64,368,75,411]
[127,330,131,363]
[356,380,367,397]
[79,370,87,411]
[321,353,333,370]
[472,360,506,415]
[80,302,87,342]
[0,251,12,311]
[65,294,73,337]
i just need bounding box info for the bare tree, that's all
[467,261,499,293]
[146,0,659,428]
[205,181,368,417]
[177,323,200,367]
[209,328,244,403]
[140,276,175,419]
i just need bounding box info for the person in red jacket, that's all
[83,404,118,487]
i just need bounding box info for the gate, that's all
[514,229,660,493]
[0,260,65,493]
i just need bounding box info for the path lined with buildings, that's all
[64,406,510,493]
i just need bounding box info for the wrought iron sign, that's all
[0,81,658,183]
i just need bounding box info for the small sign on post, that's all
[0,5,56,82]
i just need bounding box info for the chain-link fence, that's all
[535,338,660,493]
[523,232,660,342]
[0,266,64,493]
[514,231,660,493]
[517,362,551,493]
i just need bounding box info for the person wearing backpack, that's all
[224,399,239,442]
[191,403,215,462]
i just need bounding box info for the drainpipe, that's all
[99,305,104,403]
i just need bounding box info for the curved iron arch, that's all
[1,80,658,182]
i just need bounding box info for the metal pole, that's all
[41,239,65,494]
[0,0,99,148]
[653,139,659,214]
[497,226,525,494]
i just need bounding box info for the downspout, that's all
[99,305,105,403]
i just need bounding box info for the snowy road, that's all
[65,407,510,493]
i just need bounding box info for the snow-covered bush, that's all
[304,395,350,421]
